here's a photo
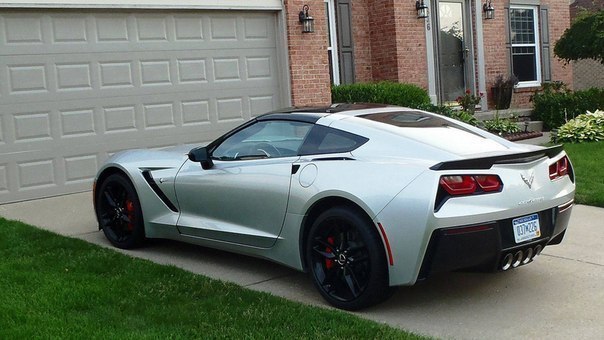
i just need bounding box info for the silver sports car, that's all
[93,104,575,310]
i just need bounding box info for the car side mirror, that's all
[188,147,214,170]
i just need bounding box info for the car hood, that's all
[105,144,199,170]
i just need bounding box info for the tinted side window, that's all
[299,125,368,155]
[212,120,312,160]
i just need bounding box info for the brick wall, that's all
[284,0,332,106]
[368,0,399,81]
[393,2,429,89]
[351,0,373,82]
[353,0,429,89]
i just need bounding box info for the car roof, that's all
[257,103,414,123]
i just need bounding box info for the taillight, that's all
[439,176,476,195]
[439,175,502,196]
[475,175,503,192]
[436,174,503,212]
[549,156,569,180]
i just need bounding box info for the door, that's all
[174,120,313,248]
[436,0,473,103]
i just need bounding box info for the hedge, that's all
[331,81,430,108]
[532,87,604,130]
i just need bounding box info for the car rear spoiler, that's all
[430,145,564,171]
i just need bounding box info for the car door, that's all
[174,120,313,248]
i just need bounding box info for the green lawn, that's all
[563,141,604,208]
[0,218,426,339]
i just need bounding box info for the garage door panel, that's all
[2,87,277,141]
[1,51,279,105]
[0,11,276,56]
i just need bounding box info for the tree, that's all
[554,10,604,64]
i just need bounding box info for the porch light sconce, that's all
[299,5,314,33]
[483,1,495,20]
[416,0,429,19]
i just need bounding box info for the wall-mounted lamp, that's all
[299,5,314,33]
[416,0,429,19]
[483,1,495,20]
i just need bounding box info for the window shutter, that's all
[540,6,551,82]
[504,6,513,75]
[336,0,355,84]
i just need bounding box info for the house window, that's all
[510,6,541,87]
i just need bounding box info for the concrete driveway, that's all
[1,191,603,339]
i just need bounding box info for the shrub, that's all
[447,110,479,126]
[556,109,604,143]
[416,103,479,126]
[331,81,430,108]
[456,90,484,113]
[532,85,604,130]
[483,116,521,135]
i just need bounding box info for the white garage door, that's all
[0,9,286,203]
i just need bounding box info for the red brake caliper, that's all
[325,236,335,269]
[125,200,135,231]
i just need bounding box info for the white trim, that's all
[325,0,340,85]
[424,0,438,104]
[475,0,488,110]
[276,7,293,107]
[0,0,282,10]
[510,5,542,87]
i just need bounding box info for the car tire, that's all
[306,206,392,310]
[96,173,145,249]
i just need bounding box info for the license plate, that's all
[513,213,541,243]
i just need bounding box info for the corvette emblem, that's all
[521,172,535,189]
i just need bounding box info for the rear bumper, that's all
[418,200,573,279]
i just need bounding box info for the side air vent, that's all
[141,170,179,212]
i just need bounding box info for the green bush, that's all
[556,109,604,143]
[532,85,604,130]
[415,103,480,126]
[483,117,521,135]
[448,111,479,126]
[331,81,430,108]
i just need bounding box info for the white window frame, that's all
[510,5,541,88]
[325,0,340,85]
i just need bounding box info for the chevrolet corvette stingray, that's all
[93,104,575,310]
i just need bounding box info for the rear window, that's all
[360,111,454,128]
[298,125,368,155]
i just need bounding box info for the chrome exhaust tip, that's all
[534,244,543,256]
[501,253,513,271]
[522,247,534,265]
[512,250,524,268]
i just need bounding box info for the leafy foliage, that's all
[447,110,479,126]
[456,90,484,112]
[416,103,479,126]
[532,85,604,130]
[331,81,431,108]
[554,10,604,64]
[556,109,604,143]
[482,115,521,134]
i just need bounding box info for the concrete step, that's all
[515,120,543,132]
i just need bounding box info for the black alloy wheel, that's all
[306,206,392,310]
[96,174,145,249]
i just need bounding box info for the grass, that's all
[0,218,426,339]
[563,141,604,208]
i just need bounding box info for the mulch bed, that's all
[502,131,544,141]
